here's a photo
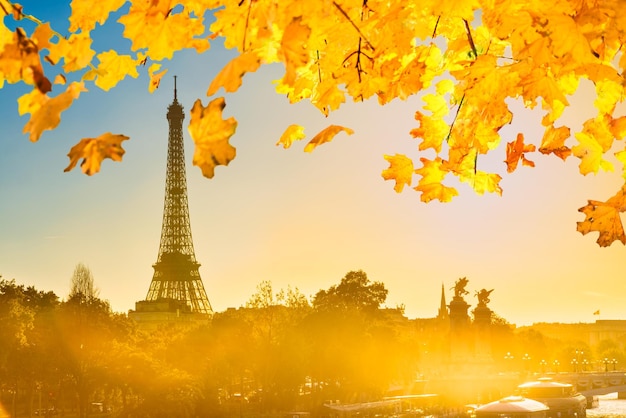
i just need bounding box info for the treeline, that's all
[2,268,626,418]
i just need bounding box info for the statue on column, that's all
[475,289,494,307]
[451,277,469,299]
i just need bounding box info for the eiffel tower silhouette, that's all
[131,77,212,323]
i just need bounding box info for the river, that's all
[587,392,626,417]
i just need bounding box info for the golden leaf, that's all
[577,185,626,247]
[148,63,167,93]
[504,133,536,173]
[94,50,140,91]
[382,154,414,193]
[48,32,95,72]
[279,17,311,86]
[64,132,129,175]
[414,157,458,203]
[277,124,306,149]
[539,125,571,160]
[22,82,87,142]
[206,51,261,96]
[0,27,51,93]
[189,97,237,179]
[304,125,354,153]
[69,0,126,32]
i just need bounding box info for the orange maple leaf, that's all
[64,132,129,175]
[539,125,571,160]
[189,97,237,179]
[505,133,536,173]
[382,154,414,193]
[206,51,261,96]
[279,17,311,86]
[0,27,51,93]
[69,0,126,32]
[577,185,626,247]
[277,124,306,149]
[304,125,354,153]
[22,82,86,142]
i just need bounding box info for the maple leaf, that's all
[577,185,626,247]
[188,97,237,179]
[505,133,536,173]
[0,27,51,93]
[93,50,140,91]
[48,32,95,72]
[279,17,311,86]
[304,125,354,153]
[69,0,126,32]
[206,51,261,96]
[414,157,458,203]
[22,82,87,142]
[539,125,571,160]
[277,124,306,149]
[148,63,167,93]
[382,154,414,193]
[64,133,129,175]
[118,2,210,61]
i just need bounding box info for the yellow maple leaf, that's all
[577,185,626,247]
[573,117,615,175]
[64,132,129,175]
[206,51,261,96]
[279,17,311,86]
[118,2,209,61]
[414,157,458,203]
[504,133,536,173]
[539,125,571,160]
[381,154,414,193]
[148,63,167,93]
[22,82,87,142]
[0,27,51,93]
[277,124,306,149]
[69,0,126,32]
[48,32,95,72]
[304,125,354,153]
[94,50,140,91]
[188,97,237,179]
[411,111,448,154]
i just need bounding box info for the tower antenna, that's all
[174,75,177,101]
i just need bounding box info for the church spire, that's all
[438,283,449,320]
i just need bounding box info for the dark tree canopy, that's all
[313,270,388,313]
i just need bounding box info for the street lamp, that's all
[504,352,514,372]
[553,360,560,373]
[540,359,548,374]
[604,358,609,372]
[612,359,617,371]
[571,359,579,373]
[582,359,589,372]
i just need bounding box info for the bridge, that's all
[554,372,626,397]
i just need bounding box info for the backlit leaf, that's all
[505,133,536,173]
[277,124,306,149]
[22,81,86,142]
[304,125,354,153]
[206,51,261,96]
[64,132,129,175]
[189,97,237,179]
[577,185,626,247]
[382,154,414,193]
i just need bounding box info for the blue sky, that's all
[1,1,625,326]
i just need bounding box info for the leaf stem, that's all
[333,1,375,51]
[463,19,477,58]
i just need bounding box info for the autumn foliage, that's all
[1,0,626,246]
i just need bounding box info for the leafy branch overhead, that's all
[2,0,626,246]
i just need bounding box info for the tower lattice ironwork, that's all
[145,77,213,314]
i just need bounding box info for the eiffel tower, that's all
[131,77,212,324]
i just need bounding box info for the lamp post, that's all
[553,360,560,374]
[604,358,609,372]
[582,359,589,372]
[540,359,547,374]
[571,359,578,373]
[612,359,617,371]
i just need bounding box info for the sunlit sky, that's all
[1,2,625,326]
